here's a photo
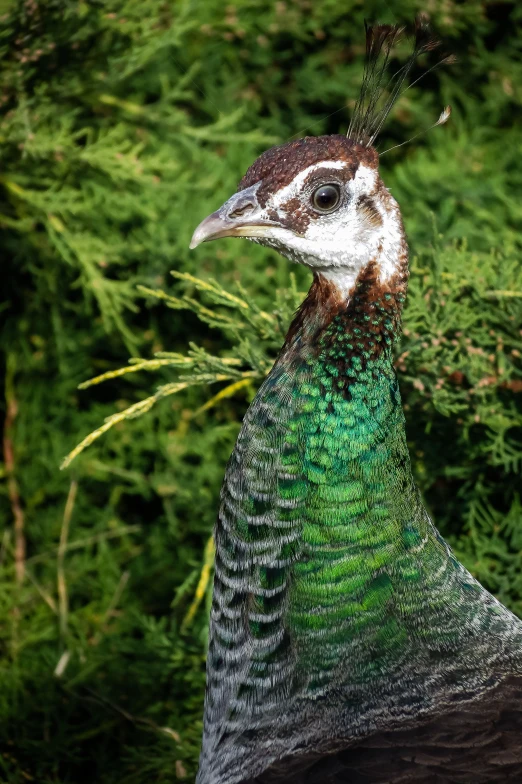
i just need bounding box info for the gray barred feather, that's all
[197,317,522,783]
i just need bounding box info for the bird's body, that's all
[190,23,522,784]
[250,677,522,782]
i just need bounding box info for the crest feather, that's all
[347,15,448,147]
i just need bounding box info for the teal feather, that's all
[196,266,522,784]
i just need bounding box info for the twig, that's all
[103,570,130,622]
[181,536,215,632]
[61,381,190,469]
[80,686,181,742]
[24,566,58,614]
[3,356,25,585]
[1,536,58,614]
[0,528,10,567]
[26,524,141,566]
[54,650,72,679]
[90,570,130,646]
[57,481,78,638]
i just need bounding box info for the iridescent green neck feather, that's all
[196,255,522,784]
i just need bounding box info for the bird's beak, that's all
[189,183,276,249]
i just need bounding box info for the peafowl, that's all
[189,18,522,784]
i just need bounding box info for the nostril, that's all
[228,202,254,219]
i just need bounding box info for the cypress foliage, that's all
[0,1,521,781]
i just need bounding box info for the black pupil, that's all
[314,184,339,211]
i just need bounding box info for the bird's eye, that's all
[311,183,341,213]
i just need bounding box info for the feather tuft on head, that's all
[347,14,450,147]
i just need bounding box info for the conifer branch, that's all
[3,356,24,586]
[181,536,215,633]
[57,481,78,640]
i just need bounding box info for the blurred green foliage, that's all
[0,1,521,781]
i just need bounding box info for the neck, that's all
[283,251,409,373]
[200,238,522,784]
[274,249,520,703]
[282,257,418,678]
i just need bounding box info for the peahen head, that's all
[190,135,405,297]
[190,18,451,299]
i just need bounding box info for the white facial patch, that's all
[251,161,405,299]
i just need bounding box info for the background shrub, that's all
[0,1,521,781]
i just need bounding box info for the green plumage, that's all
[197,264,522,784]
[190,32,522,776]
